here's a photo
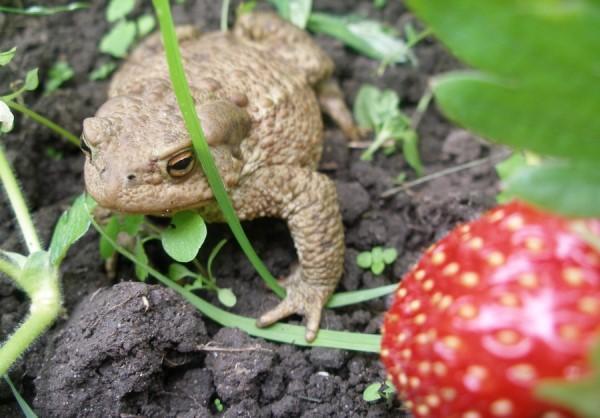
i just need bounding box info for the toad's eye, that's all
[80,135,91,155]
[167,150,195,178]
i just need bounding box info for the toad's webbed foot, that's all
[256,267,334,342]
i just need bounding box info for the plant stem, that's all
[0,143,41,253]
[89,213,381,353]
[220,0,231,32]
[5,100,80,147]
[0,257,21,283]
[152,0,285,298]
[0,267,61,376]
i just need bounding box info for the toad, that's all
[82,12,359,341]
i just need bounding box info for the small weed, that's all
[357,246,398,275]
[89,62,117,81]
[363,379,396,402]
[44,60,74,94]
[353,84,423,175]
[214,398,224,412]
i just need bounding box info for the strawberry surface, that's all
[381,201,600,418]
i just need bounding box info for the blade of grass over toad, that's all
[152,0,284,298]
[3,376,38,418]
[220,0,231,32]
[89,212,381,353]
[5,101,80,147]
[326,284,397,308]
[0,3,88,16]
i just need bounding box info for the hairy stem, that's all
[0,143,41,253]
[6,100,80,147]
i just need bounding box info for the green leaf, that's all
[505,160,600,217]
[371,260,385,275]
[136,14,156,37]
[236,0,257,16]
[400,129,423,176]
[0,100,14,133]
[49,194,96,265]
[89,62,117,81]
[289,0,312,29]
[409,0,600,162]
[99,216,120,259]
[3,376,38,418]
[44,61,74,94]
[371,246,383,263]
[134,239,149,281]
[495,152,527,182]
[0,3,88,16]
[382,248,398,264]
[217,288,237,307]
[268,0,290,19]
[0,250,27,269]
[353,84,380,129]
[120,214,144,236]
[161,211,207,262]
[308,13,412,64]
[24,68,39,91]
[106,0,135,22]
[0,47,16,66]
[168,263,196,281]
[356,251,372,268]
[363,382,383,402]
[326,283,396,308]
[100,20,137,58]
[536,340,600,418]
[374,0,387,8]
[19,251,55,295]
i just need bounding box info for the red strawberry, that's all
[381,200,600,418]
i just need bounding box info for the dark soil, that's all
[0,1,501,417]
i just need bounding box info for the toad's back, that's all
[109,30,326,173]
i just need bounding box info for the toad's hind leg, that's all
[317,79,362,142]
[231,166,345,342]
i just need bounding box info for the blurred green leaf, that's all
[106,0,135,22]
[363,382,383,402]
[3,376,38,418]
[0,47,16,66]
[382,248,398,264]
[49,194,96,265]
[505,160,600,217]
[45,61,74,94]
[289,0,312,29]
[120,214,144,236]
[134,239,149,281]
[217,288,237,307]
[168,263,197,281]
[409,0,600,162]
[356,251,372,268]
[24,68,39,91]
[236,0,257,16]
[0,2,88,16]
[99,216,120,259]
[100,20,137,58]
[401,129,423,176]
[161,211,207,262]
[89,62,117,81]
[371,260,385,275]
[371,246,383,263]
[308,13,412,64]
[374,0,387,8]
[136,14,156,37]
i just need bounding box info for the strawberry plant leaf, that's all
[505,160,600,217]
[161,211,207,262]
[356,251,372,269]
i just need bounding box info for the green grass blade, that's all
[0,3,88,16]
[89,211,381,353]
[327,284,397,308]
[3,376,38,418]
[152,0,284,298]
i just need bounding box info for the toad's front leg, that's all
[232,166,345,342]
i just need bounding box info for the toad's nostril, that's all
[127,174,136,181]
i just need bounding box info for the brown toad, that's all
[82,12,359,341]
